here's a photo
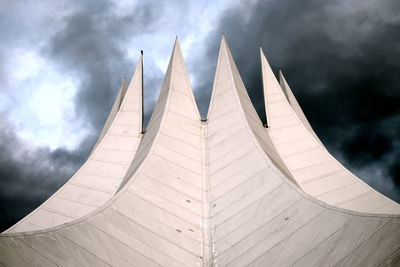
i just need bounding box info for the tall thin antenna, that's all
[141,50,145,134]
[260,47,269,128]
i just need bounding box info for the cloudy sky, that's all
[1,0,399,231]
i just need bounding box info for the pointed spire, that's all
[260,48,290,128]
[208,36,273,137]
[278,70,301,108]
[207,34,232,119]
[208,34,255,119]
[208,36,295,185]
[260,48,282,94]
[167,36,200,119]
[119,54,143,132]
[146,37,200,131]
[279,70,325,147]
[124,54,143,108]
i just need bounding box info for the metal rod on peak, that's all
[141,50,145,134]
[260,47,269,128]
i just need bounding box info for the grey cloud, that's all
[45,0,165,132]
[0,116,93,230]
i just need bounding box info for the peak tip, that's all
[173,36,181,50]
[220,33,227,42]
[260,47,266,57]
[220,34,229,50]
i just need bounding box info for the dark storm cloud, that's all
[46,0,164,132]
[198,0,400,201]
[0,116,92,230]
